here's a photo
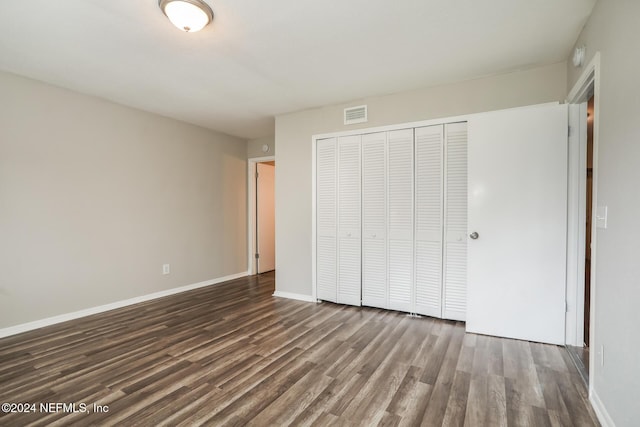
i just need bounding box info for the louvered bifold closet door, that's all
[414,125,444,317]
[387,129,414,312]
[316,138,337,302]
[337,135,362,306]
[443,122,468,321]
[361,132,387,309]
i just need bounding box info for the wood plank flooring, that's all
[0,272,599,426]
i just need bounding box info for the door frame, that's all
[565,52,600,395]
[248,155,275,275]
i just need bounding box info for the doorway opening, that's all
[568,95,595,383]
[565,52,600,391]
[584,95,594,350]
[247,156,276,275]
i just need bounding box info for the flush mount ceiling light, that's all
[159,0,213,33]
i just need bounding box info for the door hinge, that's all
[255,253,260,259]
[568,126,572,137]
[256,171,259,179]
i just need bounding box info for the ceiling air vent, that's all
[344,105,368,125]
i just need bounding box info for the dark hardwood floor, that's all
[0,272,599,426]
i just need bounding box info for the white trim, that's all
[0,271,248,339]
[247,155,276,275]
[567,53,600,103]
[272,290,317,303]
[588,54,601,400]
[565,52,601,398]
[590,390,616,427]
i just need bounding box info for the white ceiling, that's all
[0,0,596,140]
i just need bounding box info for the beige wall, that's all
[247,135,275,159]
[567,2,640,425]
[0,71,248,329]
[274,62,567,297]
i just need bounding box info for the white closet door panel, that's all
[443,123,467,321]
[362,132,387,308]
[387,129,414,312]
[415,241,442,317]
[388,240,413,312]
[362,238,386,308]
[388,129,414,240]
[337,135,361,306]
[338,238,362,306]
[316,138,337,302]
[317,236,337,302]
[415,125,443,239]
[338,136,361,238]
[362,132,387,238]
[414,125,444,317]
[443,242,466,320]
[317,138,337,236]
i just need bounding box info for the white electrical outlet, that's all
[162,264,170,275]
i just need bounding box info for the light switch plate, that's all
[596,205,608,229]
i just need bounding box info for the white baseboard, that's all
[272,290,316,303]
[0,271,248,339]
[590,389,615,427]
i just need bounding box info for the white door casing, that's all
[466,103,568,345]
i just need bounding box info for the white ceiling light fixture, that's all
[159,0,213,33]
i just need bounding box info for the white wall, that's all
[567,1,640,425]
[247,135,275,159]
[0,70,248,329]
[275,62,567,297]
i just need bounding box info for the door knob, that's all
[469,232,479,240]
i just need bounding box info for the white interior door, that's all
[337,135,362,306]
[467,103,568,345]
[257,163,276,273]
[362,132,387,309]
[316,138,337,302]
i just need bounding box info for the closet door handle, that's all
[469,231,479,240]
